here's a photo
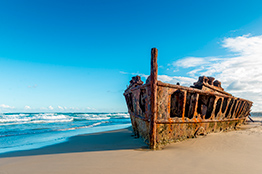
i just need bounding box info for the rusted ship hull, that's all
[124,48,252,149]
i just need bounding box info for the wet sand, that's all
[1,121,262,174]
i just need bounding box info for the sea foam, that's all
[0,112,131,154]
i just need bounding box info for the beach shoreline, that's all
[1,121,262,174]
[0,112,131,154]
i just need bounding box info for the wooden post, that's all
[149,48,158,149]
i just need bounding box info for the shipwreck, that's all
[124,48,253,149]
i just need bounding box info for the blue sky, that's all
[1,0,262,112]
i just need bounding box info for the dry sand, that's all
[1,121,262,174]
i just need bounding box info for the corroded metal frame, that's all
[124,48,253,149]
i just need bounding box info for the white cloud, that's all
[174,57,207,68]
[172,34,262,111]
[222,34,262,55]
[86,107,96,110]
[123,73,195,87]
[39,106,94,112]
[119,71,128,74]
[0,104,15,109]
[24,105,31,110]
[58,106,64,110]
[158,75,195,87]
[48,106,54,110]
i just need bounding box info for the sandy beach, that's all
[1,121,262,174]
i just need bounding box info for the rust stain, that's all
[123,48,253,149]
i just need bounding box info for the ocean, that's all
[0,112,131,154]
[1,112,261,154]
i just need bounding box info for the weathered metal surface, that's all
[149,48,158,149]
[156,119,245,147]
[123,48,253,149]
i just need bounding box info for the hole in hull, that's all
[139,89,146,113]
[170,90,184,118]
[215,98,222,117]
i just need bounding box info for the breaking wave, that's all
[0,112,131,154]
[0,112,130,125]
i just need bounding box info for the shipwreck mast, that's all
[149,48,158,149]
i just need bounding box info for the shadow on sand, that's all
[0,127,148,158]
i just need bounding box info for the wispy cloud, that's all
[158,75,195,87]
[172,34,262,111]
[24,105,31,110]
[48,106,54,110]
[120,72,195,87]
[222,34,262,55]
[86,107,96,110]
[56,106,96,111]
[0,104,15,109]
[174,57,207,68]
[58,106,64,110]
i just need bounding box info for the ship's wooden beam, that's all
[149,48,158,149]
